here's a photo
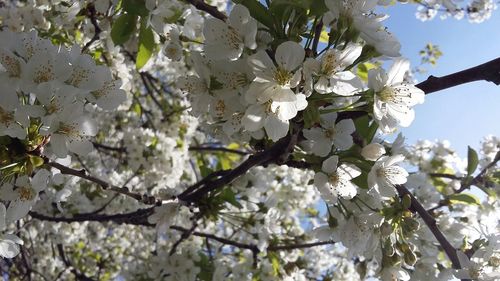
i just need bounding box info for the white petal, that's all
[338,44,363,66]
[330,71,364,96]
[387,58,410,85]
[0,203,6,231]
[368,68,387,92]
[67,139,93,156]
[0,236,21,258]
[337,179,358,199]
[264,116,289,142]
[275,41,305,72]
[242,104,266,131]
[338,164,361,180]
[322,155,339,174]
[248,51,276,82]
[50,134,69,158]
[6,200,32,223]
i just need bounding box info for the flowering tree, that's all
[0,0,499,280]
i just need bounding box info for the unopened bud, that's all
[380,222,393,237]
[404,250,417,266]
[361,143,386,161]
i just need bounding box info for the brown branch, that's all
[311,20,323,56]
[395,185,462,270]
[428,173,462,180]
[178,122,303,203]
[416,57,500,94]
[44,158,160,205]
[457,150,500,193]
[82,4,102,53]
[185,0,227,21]
[92,142,126,153]
[57,244,95,281]
[30,212,334,255]
[188,146,250,155]
[29,208,155,227]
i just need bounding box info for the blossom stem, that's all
[395,185,463,270]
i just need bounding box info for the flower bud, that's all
[361,143,386,161]
[380,222,393,237]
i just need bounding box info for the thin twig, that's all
[44,158,159,205]
[185,0,226,21]
[82,4,102,53]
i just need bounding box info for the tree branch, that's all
[185,0,226,21]
[395,185,462,270]
[416,57,500,94]
[189,146,250,155]
[57,244,95,281]
[178,123,303,203]
[81,4,101,53]
[44,158,160,205]
[29,208,155,226]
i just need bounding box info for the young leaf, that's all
[466,146,479,176]
[449,193,481,205]
[111,13,137,45]
[136,25,156,70]
[303,101,320,128]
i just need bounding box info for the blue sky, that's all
[379,4,500,157]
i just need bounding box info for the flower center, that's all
[33,64,55,84]
[215,99,225,117]
[92,81,116,99]
[0,53,21,77]
[66,66,91,87]
[321,51,340,76]
[0,107,14,125]
[273,68,292,86]
[55,123,79,138]
[227,27,242,50]
[378,87,396,102]
[329,172,340,185]
[325,128,336,139]
[18,186,36,201]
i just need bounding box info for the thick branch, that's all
[29,208,155,226]
[395,185,462,269]
[178,123,303,203]
[416,57,500,94]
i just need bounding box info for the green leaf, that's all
[122,0,149,16]
[467,146,479,176]
[309,0,328,16]
[195,252,214,281]
[357,62,377,82]
[233,0,274,30]
[136,24,156,70]
[351,171,368,189]
[29,155,45,168]
[111,13,137,45]
[303,102,321,128]
[353,115,377,144]
[449,193,481,205]
[131,102,142,116]
[219,188,243,209]
[268,252,280,276]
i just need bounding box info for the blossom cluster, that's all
[0,0,498,280]
[0,30,125,157]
